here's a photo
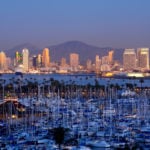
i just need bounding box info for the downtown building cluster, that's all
[0,48,115,74]
[0,47,149,75]
[123,48,149,71]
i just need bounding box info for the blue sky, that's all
[0,0,150,49]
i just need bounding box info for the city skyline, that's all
[0,46,150,74]
[0,0,150,50]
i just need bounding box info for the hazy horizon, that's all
[1,0,150,50]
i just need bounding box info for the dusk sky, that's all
[0,0,150,50]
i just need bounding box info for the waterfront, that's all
[0,73,150,149]
[1,73,150,87]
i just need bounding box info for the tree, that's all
[139,78,144,91]
[94,78,100,89]
[51,127,70,149]
[0,79,6,99]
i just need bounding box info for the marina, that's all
[1,0,150,149]
[0,73,150,149]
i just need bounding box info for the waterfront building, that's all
[61,57,67,67]
[86,59,92,71]
[101,64,111,72]
[0,51,7,71]
[59,57,69,73]
[108,50,114,64]
[42,48,50,68]
[102,56,109,65]
[37,54,42,68]
[15,51,22,66]
[137,48,149,70]
[70,53,79,71]
[22,48,29,72]
[95,55,101,73]
[6,57,12,71]
[32,55,37,69]
[123,49,136,71]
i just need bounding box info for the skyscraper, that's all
[86,59,92,71]
[137,48,149,70]
[95,55,101,73]
[37,54,42,68]
[102,56,109,65]
[123,49,136,70]
[108,50,114,64]
[22,48,29,72]
[70,53,79,71]
[42,48,50,68]
[6,57,12,70]
[15,51,22,66]
[61,57,67,67]
[32,55,37,69]
[0,51,7,70]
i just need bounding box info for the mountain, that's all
[5,41,124,64]
[48,41,124,64]
[49,41,107,64]
[5,43,40,57]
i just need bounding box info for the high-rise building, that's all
[6,57,12,70]
[95,55,101,73]
[32,55,37,69]
[102,56,109,65]
[108,50,114,64]
[101,56,110,72]
[137,48,149,70]
[70,53,79,70]
[0,51,7,70]
[37,54,42,68]
[15,51,22,66]
[86,59,92,71]
[22,48,29,72]
[123,49,136,70]
[42,48,50,67]
[61,57,67,67]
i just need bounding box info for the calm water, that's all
[1,73,150,87]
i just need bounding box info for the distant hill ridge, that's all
[4,41,124,64]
